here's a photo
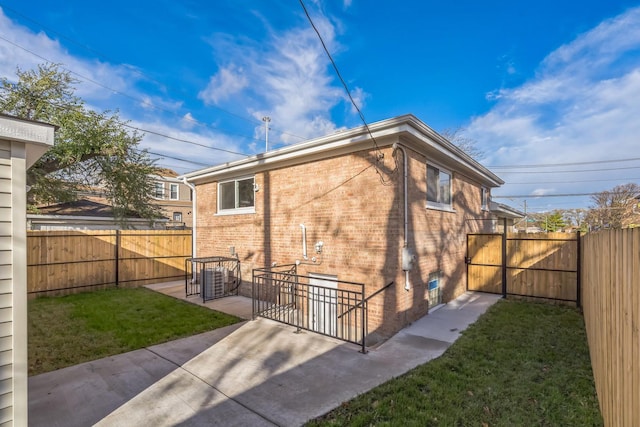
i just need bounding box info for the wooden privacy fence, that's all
[466,231,580,304]
[27,230,192,296]
[582,228,639,426]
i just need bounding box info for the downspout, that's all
[182,177,197,259]
[392,143,412,291]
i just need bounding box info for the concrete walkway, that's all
[28,291,501,427]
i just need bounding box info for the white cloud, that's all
[139,95,183,112]
[0,8,144,104]
[134,118,247,173]
[0,8,240,176]
[347,86,367,114]
[531,188,555,196]
[200,9,362,147]
[198,65,249,105]
[468,6,640,208]
[181,112,197,130]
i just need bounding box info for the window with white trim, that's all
[218,176,255,214]
[170,183,179,200]
[153,182,165,199]
[426,164,452,209]
[173,212,182,222]
[481,187,489,211]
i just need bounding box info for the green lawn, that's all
[309,300,603,426]
[28,287,241,376]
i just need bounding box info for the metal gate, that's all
[466,231,581,306]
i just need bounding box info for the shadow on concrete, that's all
[27,292,500,427]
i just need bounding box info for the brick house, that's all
[182,114,503,340]
[150,169,193,228]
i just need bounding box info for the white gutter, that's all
[181,114,504,188]
[182,177,197,259]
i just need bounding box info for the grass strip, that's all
[28,287,241,375]
[309,300,603,426]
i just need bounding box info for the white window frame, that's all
[216,175,256,215]
[426,163,454,212]
[153,182,165,199]
[173,212,182,222]
[481,187,489,211]
[169,183,179,200]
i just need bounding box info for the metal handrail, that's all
[338,281,394,319]
[252,266,367,352]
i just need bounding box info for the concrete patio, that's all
[144,280,254,320]
[28,286,501,426]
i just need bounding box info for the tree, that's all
[563,208,588,231]
[588,183,640,229]
[541,211,567,232]
[440,127,485,160]
[0,64,161,223]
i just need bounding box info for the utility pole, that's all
[262,116,271,152]
[523,200,527,233]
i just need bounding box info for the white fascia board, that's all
[489,201,525,219]
[150,174,182,183]
[396,119,504,187]
[181,124,400,184]
[180,114,504,187]
[0,115,55,168]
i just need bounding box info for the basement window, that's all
[217,176,255,215]
[426,164,453,211]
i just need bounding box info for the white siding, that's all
[0,141,10,161]
[0,158,11,427]
[0,116,54,427]
[0,158,14,424]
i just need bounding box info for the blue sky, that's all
[1,0,639,213]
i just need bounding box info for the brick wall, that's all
[195,144,492,338]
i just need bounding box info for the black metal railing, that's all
[185,256,241,302]
[252,265,367,353]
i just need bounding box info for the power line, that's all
[488,156,640,169]
[123,124,247,156]
[502,177,640,185]
[0,33,280,147]
[4,84,250,159]
[145,150,210,168]
[0,5,308,143]
[498,165,640,174]
[493,192,600,198]
[299,0,393,185]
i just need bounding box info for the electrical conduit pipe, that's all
[392,143,411,291]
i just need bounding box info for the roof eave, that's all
[180,114,504,188]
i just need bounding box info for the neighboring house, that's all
[27,197,167,230]
[150,169,193,229]
[26,168,192,230]
[490,201,525,232]
[0,114,54,426]
[182,114,504,339]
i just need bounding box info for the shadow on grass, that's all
[308,299,603,427]
[28,287,241,375]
